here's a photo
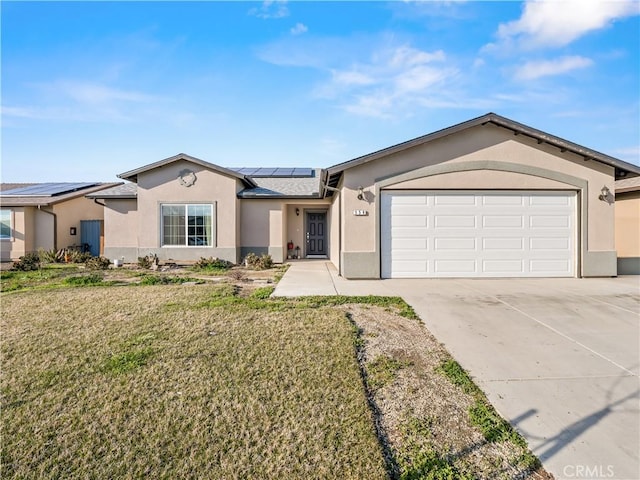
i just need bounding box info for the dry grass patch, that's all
[345,304,552,480]
[1,285,386,479]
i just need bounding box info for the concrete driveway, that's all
[274,262,640,480]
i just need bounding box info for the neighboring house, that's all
[0,182,121,261]
[89,113,640,279]
[614,177,640,275]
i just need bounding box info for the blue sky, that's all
[2,1,639,182]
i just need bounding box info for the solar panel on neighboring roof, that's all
[0,182,98,197]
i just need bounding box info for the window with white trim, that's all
[0,209,11,240]
[161,204,213,246]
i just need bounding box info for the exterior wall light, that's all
[295,208,300,216]
[598,186,611,202]
[357,186,364,200]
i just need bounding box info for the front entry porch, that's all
[285,204,330,260]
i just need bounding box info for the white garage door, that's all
[381,190,576,278]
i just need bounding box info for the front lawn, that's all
[1,278,550,479]
[1,285,386,479]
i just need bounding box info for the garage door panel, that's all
[388,238,428,250]
[381,190,576,278]
[434,237,476,250]
[434,215,476,228]
[392,260,429,273]
[530,237,571,250]
[483,259,524,273]
[530,215,571,228]
[530,259,571,273]
[482,237,524,250]
[482,215,524,228]
[434,259,477,273]
[392,195,429,205]
[389,227,432,239]
[391,204,431,216]
[392,215,427,227]
[434,194,477,205]
[387,249,432,260]
[530,195,571,206]
[482,195,525,206]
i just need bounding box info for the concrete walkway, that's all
[273,261,640,480]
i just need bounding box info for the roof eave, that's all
[326,113,640,177]
[117,153,257,188]
[0,183,122,206]
[237,193,322,199]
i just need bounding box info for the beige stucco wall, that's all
[389,170,576,190]
[285,204,304,255]
[615,191,640,258]
[240,199,331,262]
[104,199,139,248]
[329,194,340,271]
[1,207,31,260]
[52,195,105,251]
[241,199,282,247]
[1,195,107,261]
[132,160,241,262]
[33,208,55,252]
[339,123,616,278]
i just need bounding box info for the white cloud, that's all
[331,70,375,86]
[495,0,639,49]
[514,56,594,80]
[249,1,289,19]
[613,145,640,163]
[3,80,160,123]
[316,45,456,117]
[290,22,308,35]
[389,46,446,68]
[342,94,394,119]
[55,81,157,104]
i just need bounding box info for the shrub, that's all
[137,254,158,269]
[65,249,92,263]
[11,253,41,271]
[244,253,273,270]
[85,256,111,270]
[227,269,247,282]
[193,256,232,270]
[38,248,62,264]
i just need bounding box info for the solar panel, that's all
[293,168,314,177]
[0,182,98,197]
[230,167,315,177]
[274,168,294,176]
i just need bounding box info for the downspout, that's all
[37,205,57,251]
[93,198,106,207]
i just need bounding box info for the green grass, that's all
[437,359,478,395]
[250,286,275,299]
[367,355,412,391]
[138,274,203,285]
[437,359,539,471]
[393,417,474,480]
[63,273,105,286]
[0,264,82,292]
[1,285,387,479]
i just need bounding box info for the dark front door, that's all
[306,212,327,256]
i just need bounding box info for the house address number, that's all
[353,210,368,216]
